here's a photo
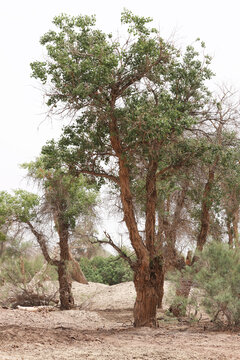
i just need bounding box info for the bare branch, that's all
[75,169,120,185]
[91,231,136,270]
[26,221,59,266]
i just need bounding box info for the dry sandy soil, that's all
[0,281,240,360]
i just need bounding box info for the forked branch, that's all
[91,231,136,270]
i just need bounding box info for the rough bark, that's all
[27,220,77,309]
[57,220,75,309]
[145,160,158,256]
[109,110,164,326]
[225,191,239,248]
[57,260,74,310]
[133,255,164,327]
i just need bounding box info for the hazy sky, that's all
[1,0,240,192]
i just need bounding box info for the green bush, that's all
[80,255,133,285]
[196,242,240,327]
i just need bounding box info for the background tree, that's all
[31,10,213,326]
[0,157,98,309]
[169,89,240,315]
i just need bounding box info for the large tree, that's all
[31,10,213,326]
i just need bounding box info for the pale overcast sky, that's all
[1,0,240,192]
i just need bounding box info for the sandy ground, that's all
[1,281,240,360]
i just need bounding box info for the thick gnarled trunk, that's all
[133,256,164,327]
[134,278,158,327]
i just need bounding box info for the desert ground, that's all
[0,281,240,360]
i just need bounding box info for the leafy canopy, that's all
[21,154,98,229]
[31,10,213,177]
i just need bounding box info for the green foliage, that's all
[0,190,40,224]
[22,155,98,229]
[195,242,240,327]
[80,255,133,285]
[31,10,213,172]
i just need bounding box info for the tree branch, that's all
[76,169,120,185]
[26,221,59,266]
[91,231,136,270]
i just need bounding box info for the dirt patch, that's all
[0,281,240,360]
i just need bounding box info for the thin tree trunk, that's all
[157,182,188,309]
[226,218,234,247]
[233,208,239,247]
[157,270,165,308]
[170,165,217,316]
[196,168,215,251]
[169,277,193,317]
[0,241,5,258]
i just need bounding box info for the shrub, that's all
[80,255,133,285]
[196,242,240,327]
[0,254,58,308]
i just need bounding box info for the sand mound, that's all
[78,280,173,310]
[80,281,136,310]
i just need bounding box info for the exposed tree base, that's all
[133,260,164,327]
[133,289,158,328]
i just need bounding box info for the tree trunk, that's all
[227,218,234,247]
[157,271,165,308]
[169,277,192,317]
[0,240,5,258]
[197,162,217,251]
[233,208,239,247]
[134,280,158,327]
[57,261,74,310]
[170,161,217,313]
[57,220,75,309]
[133,256,164,327]
[109,115,162,327]
[68,253,88,284]
[169,250,192,317]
